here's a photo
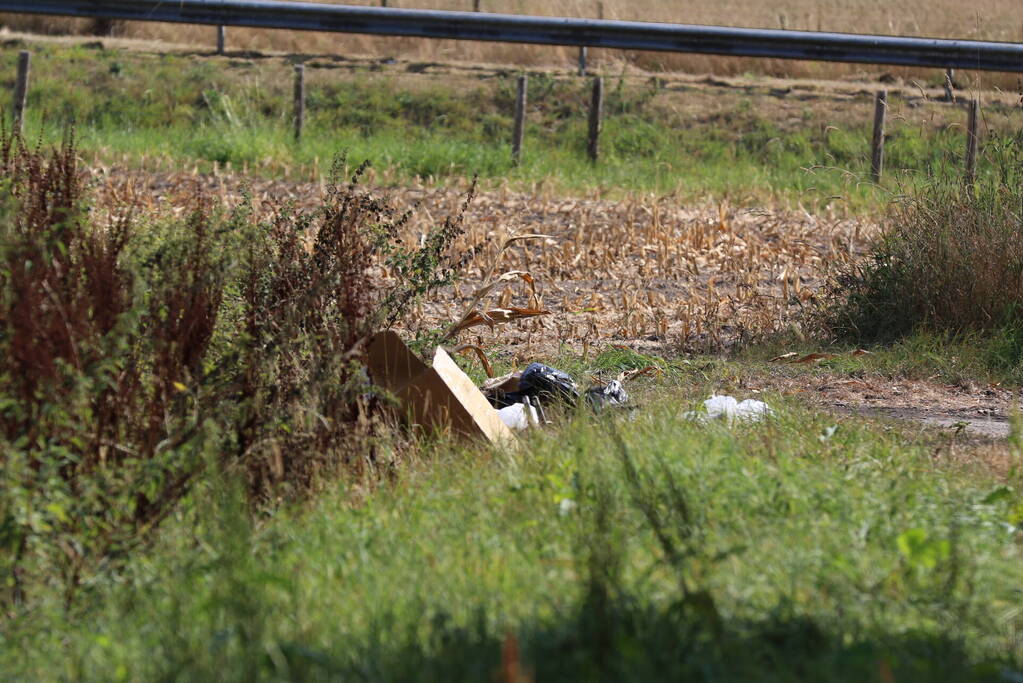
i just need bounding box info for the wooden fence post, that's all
[293,64,306,142]
[216,25,226,54]
[512,75,527,165]
[587,76,603,162]
[473,0,481,11]
[870,89,887,183]
[965,98,980,185]
[12,51,30,135]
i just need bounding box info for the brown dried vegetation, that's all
[84,164,875,356]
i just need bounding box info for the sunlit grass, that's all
[3,387,1020,680]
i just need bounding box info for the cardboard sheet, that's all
[366,330,515,444]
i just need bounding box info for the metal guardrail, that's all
[3,0,1023,73]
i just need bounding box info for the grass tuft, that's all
[814,134,1023,374]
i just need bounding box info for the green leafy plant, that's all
[896,528,951,571]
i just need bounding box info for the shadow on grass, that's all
[263,598,1007,682]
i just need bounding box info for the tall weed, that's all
[815,134,1023,361]
[0,131,478,606]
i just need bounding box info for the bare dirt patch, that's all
[737,370,1019,440]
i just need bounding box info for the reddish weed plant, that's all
[0,133,478,606]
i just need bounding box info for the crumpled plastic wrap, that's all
[683,395,773,425]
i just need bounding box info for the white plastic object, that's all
[498,402,541,431]
[684,395,773,425]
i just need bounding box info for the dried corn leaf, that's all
[774,349,871,364]
[450,307,550,335]
[618,366,659,383]
[481,371,521,393]
[443,270,539,341]
[794,353,838,364]
[454,344,495,378]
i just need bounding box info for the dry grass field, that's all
[4,33,1018,360]
[3,0,1022,88]
[83,160,1023,446]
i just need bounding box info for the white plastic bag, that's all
[498,402,541,431]
[684,394,773,425]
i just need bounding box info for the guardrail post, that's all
[293,64,305,142]
[870,90,887,183]
[965,98,980,185]
[216,25,226,54]
[12,51,30,135]
[577,1,601,76]
[943,67,956,101]
[512,75,527,165]
[587,76,603,163]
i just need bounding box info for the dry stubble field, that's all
[7,23,1018,439]
[96,163,871,354]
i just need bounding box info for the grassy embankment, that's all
[4,381,1022,681]
[4,41,1023,207]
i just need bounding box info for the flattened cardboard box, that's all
[366,330,515,444]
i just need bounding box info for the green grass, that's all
[3,386,1021,681]
[6,42,1022,207]
[727,331,1023,388]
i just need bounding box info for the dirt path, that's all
[850,407,1010,439]
[739,370,1019,439]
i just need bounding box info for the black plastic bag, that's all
[518,362,580,403]
[484,363,632,415]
